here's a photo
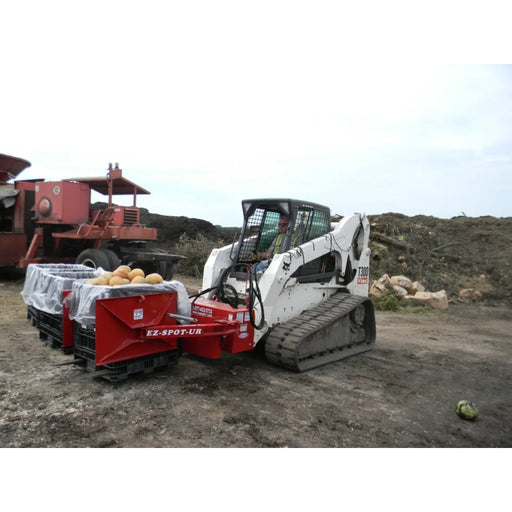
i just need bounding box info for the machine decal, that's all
[146,327,204,337]
[133,308,144,320]
[357,266,369,285]
[193,305,213,317]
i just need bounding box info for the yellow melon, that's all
[101,272,113,282]
[113,267,130,279]
[91,276,109,286]
[128,268,145,280]
[109,275,130,286]
[130,275,146,284]
[146,273,163,284]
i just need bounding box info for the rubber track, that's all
[264,293,376,371]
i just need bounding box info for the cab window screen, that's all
[258,210,281,252]
[238,208,281,261]
[295,208,330,244]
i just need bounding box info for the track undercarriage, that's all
[264,293,376,371]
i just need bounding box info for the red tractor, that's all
[0,153,181,277]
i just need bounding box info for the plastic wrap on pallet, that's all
[21,263,97,304]
[21,263,100,314]
[67,280,191,327]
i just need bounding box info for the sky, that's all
[1,1,511,227]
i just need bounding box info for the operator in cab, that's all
[259,215,290,260]
[254,214,304,273]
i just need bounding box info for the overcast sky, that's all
[2,1,511,227]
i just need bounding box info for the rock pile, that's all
[370,274,449,310]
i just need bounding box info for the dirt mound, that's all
[368,213,512,305]
[143,211,229,247]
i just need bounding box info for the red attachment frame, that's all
[95,293,178,366]
[93,292,255,367]
[62,289,74,350]
[188,298,255,358]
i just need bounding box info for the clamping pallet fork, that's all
[72,292,255,381]
[20,263,258,381]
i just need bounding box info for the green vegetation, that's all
[174,233,224,277]
[372,295,402,311]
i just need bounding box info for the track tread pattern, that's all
[265,293,376,371]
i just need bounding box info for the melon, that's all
[456,400,479,420]
[146,273,163,284]
[91,276,109,286]
[109,275,130,286]
[130,275,146,284]
[128,268,145,280]
[113,267,130,279]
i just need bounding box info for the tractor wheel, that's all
[100,248,121,270]
[76,248,111,270]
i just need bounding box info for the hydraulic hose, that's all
[189,263,266,330]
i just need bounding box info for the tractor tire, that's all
[101,248,121,270]
[76,248,111,270]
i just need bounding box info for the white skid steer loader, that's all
[197,198,376,371]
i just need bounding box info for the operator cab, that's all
[233,198,332,265]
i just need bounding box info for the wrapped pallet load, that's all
[21,263,101,350]
[67,277,191,327]
[21,263,99,312]
[21,263,100,315]
[65,266,191,381]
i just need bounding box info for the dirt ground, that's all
[1,270,510,448]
